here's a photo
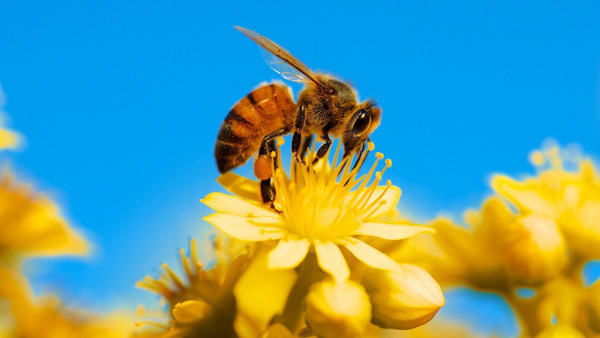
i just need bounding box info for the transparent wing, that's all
[235,26,324,90]
[260,46,312,84]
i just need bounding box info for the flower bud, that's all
[362,264,444,330]
[172,300,212,324]
[304,279,371,338]
[500,214,568,285]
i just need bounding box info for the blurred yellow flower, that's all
[202,140,433,283]
[0,268,132,338]
[492,144,600,259]
[0,170,88,262]
[0,118,19,150]
[136,237,250,337]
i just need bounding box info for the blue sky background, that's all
[1,1,599,335]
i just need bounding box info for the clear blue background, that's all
[1,1,599,335]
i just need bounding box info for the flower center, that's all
[270,138,392,242]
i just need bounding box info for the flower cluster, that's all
[397,142,600,336]
[0,119,131,337]
[138,139,444,337]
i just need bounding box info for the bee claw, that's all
[295,155,306,166]
[270,202,283,214]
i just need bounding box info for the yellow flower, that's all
[477,197,568,285]
[202,140,434,283]
[0,268,132,338]
[362,264,444,330]
[0,114,20,151]
[304,278,371,338]
[492,143,600,258]
[136,236,250,337]
[0,170,88,262]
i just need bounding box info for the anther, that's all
[375,152,384,159]
[385,159,392,167]
[271,151,276,158]
[277,137,285,146]
[368,142,375,151]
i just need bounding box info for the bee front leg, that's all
[312,133,332,165]
[291,105,306,165]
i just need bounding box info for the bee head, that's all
[342,100,381,156]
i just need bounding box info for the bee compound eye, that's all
[351,109,372,135]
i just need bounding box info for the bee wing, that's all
[235,26,325,90]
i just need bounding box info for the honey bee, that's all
[215,26,382,206]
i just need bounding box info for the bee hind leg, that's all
[260,178,281,213]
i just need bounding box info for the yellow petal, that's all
[353,222,434,240]
[315,240,350,282]
[217,172,260,201]
[268,238,310,270]
[234,247,296,336]
[201,192,278,218]
[492,175,559,218]
[204,213,287,242]
[341,238,402,274]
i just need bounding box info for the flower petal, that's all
[201,192,279,218]
[492,175,559,218]
[204,213,287,241]
[341,238,403,274]
[315,240,350,282]
[353,222,434,240]
[268,238,310,270]
[217,172,259,201]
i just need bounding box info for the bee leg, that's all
[260,178,281,213]
[312,133,332,165]
[256,126,292,211]
[292,105,307,165]
[351,139,368,171]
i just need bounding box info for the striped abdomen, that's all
[215,83,296,173]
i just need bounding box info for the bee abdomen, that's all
[215,83,295,173]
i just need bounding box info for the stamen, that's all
[179,248,194,282]
[356,171,383,212]
[190,239,201,273]
[162,263,185,291]
[362,180,393,220]
[345,153,383,207]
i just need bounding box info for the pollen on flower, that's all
[203,136,435,283]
